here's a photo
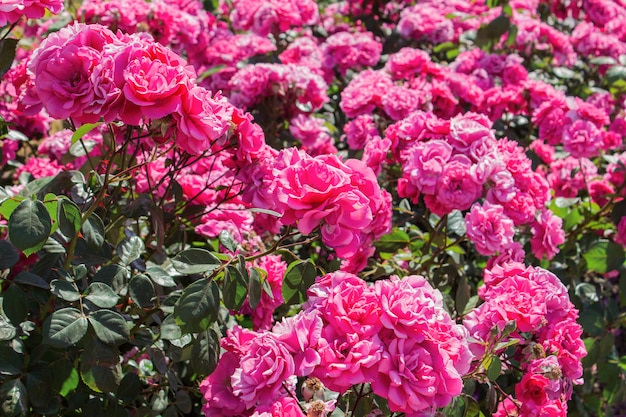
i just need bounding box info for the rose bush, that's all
[0,0,625,416]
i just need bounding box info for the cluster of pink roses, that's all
[201,271,472,417]
[27,22,233,155]
[241,147,392,270]
[464,262,587,416]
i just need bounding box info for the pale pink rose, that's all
[231,333,296,408]
[289,114,332,152]
[562,119,603,158]
[530,209,565,260]
[465,201,516,256]
[173,88,233,155]
[195,205,254,244]
[15,157,66,181]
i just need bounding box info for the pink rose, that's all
[428,155,482,215]
[318,273,382,339]
[530,209,565,260]
[273,311,323,376]
[117,37,196,124]
[173,88,233,155]
[402,140,453,196]
[465,201,516,256]
[372,339,463,415]
[200,352,248,417]
[29,23,122,123]
[562,119,603,158]
[231,333,296,408]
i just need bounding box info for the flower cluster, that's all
[464,262,587,416]
[201,272,472,417]
[27,22,232,155]
[241,147,392,268]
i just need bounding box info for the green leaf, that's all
[93,264,128,293]
[8,198,52,256]
[43,307,89,348]
[282,260,318,306]
[248,267,262,310]
[160,315,182,340]
[57,198,82,240]
[0,346,22,376]
[475,14,511,50]
[374,228,410,253]
[51,359,79,397]
[42,193,59,236]
[0,314,16,340]
[0,379,28,417]
[455,275,470,315]
[0,240,19,269]
[223,265,248,311]
[146,267,177,287]
[191,324,221,376]
[26,366,54,411]
[13,271,49,289]
[117,373,141,404]
[584,240,625,274]
[82,213,105,250]
[173,279,220,333]
[71,122,101,145]
[607,65,626,85]
[80,337,121,393]
[197,64,226,82]
[88,310,129,346]
[218,230,237,252]
[171,248,221,275]
[553,67,577,79]
[129,274,155,308]
[486,355,502,381]
[84,282,119,308]
[0,39,18,78]
[175,390,192,414]
[50,279,81,302]
[117,236,144,266]
[2,285,27,325]
[248,207,283,217]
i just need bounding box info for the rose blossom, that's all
[530,209,565,260]
[231,333,296,408]
[465,201,516,256]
